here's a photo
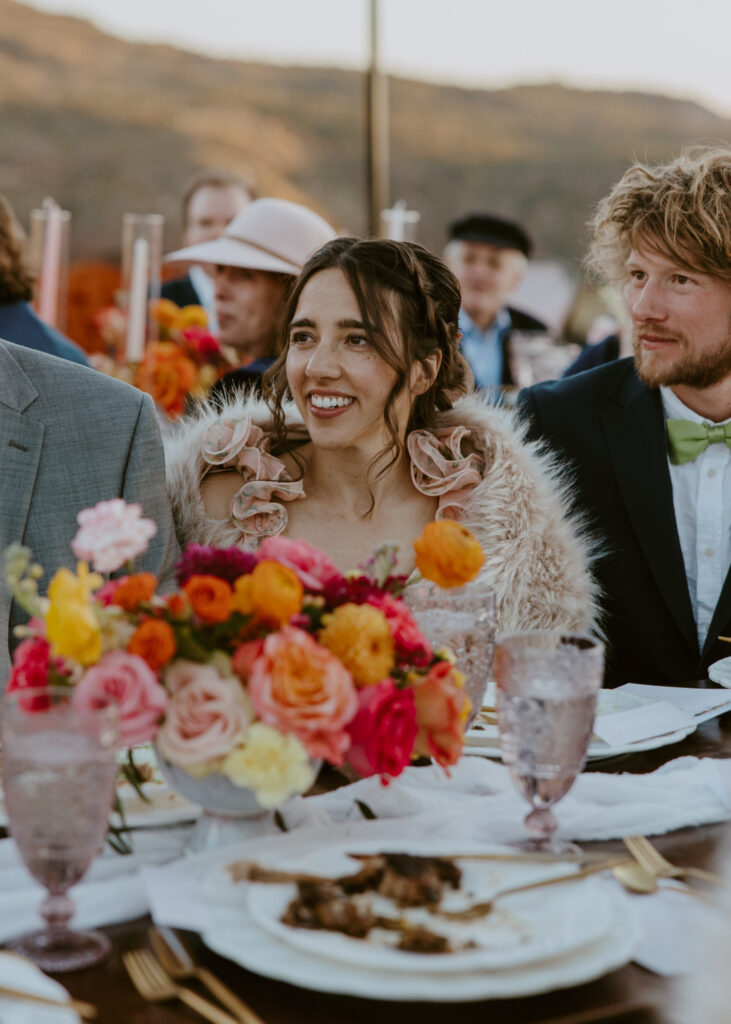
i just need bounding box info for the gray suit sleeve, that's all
[121,393,180,589]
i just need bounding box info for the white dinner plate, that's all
[202,875,641,1002]
[708,657,731,688]
[465,685,696,762]
[240,838,615,974]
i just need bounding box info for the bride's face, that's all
[285,268,413,454]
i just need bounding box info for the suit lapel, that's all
[0,343,44,674]
[600,373,698,654]
[703,567,731,661]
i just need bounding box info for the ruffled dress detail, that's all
[200,417,486,542]
[407,426,486,519]
[201,418,306,541]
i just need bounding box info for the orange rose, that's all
[411,661,470,768]
[231,562,303,625]
[183,575,233,624]
[128,619,177,671]
[135,342,198,418]
[111,573,157,611]
[413,520,484,588]
[149,297,180,330]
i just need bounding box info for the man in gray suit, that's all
[0,340,180,684]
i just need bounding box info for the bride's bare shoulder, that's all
[200,470,242,520]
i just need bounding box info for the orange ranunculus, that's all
[149,298,180,330]
[111,573,157,611]
[173,304,208,330]
[319,603,395,687]
[135,342,198,419]
[413,520,484,588]
[128,618,177,671]
[230,562,303,626]
[164,592,190,620]
[411,661,470,768]
[183,574,233,624]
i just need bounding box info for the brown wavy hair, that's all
[586,146,731,284]
[0,193,35,303]
[263,237,471,477]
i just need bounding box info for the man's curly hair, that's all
[586,146,731,284]
[0,193,35,303]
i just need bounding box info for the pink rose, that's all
[71,500,157,573]
[249,626,357,764]
[95,577,127,606]
[182,326,221,358]
[232,639,264,682]
[72,651,168,747]
[366,593,432,668]
[346,678,418,782]
[259,537,344,592]
[156,669,251,767]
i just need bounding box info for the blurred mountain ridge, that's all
[2,0,730,261]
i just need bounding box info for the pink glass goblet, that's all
[494,631,604,854]
[404,579,496,729]
[1,686,119,972]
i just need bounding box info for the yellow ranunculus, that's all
[222,724,316,808]
[46,563,103,666]
[318,602,395,687]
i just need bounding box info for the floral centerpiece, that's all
[4,501,485,816]
[90,299,234,418]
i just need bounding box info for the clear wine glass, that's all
[494,631,604,853]
[404,579,496,727]
[1,686,119,972]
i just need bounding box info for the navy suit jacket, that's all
[160,274,201,308]
[0,302,89,366]
[518,358,731,685]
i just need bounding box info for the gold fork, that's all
[122,948,240,1024]
[623,835,724,886]
[149,926,264,1024]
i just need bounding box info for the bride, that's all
[165,237,597,635]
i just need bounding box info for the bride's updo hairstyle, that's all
[263,237,471,464]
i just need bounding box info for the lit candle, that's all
[37,200,62,326]
[125,237,149,363]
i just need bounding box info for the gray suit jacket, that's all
[0,340,180,685]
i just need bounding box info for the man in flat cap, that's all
[444,212,546,396]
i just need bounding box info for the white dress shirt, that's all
[661,386,731,648]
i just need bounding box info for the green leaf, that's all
[355,800,378,820]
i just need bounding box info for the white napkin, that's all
[0,952,79,1023]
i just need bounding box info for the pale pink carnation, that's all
[259,536,344,592]
[249,626,356,764]
[71,500,157,573]
[156,669,252,767]
[71,650,168,747]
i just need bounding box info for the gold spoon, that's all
[611,860,657,894]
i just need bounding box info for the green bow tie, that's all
[666,418,731,465]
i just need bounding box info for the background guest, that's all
[518,146,731,686]
[160,171,254,329]
[165,197,335,401]
[0,193,89,366]
[444,212,547,398]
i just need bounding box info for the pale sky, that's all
[23,0,731,117]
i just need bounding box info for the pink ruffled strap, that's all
[407,426,485,519]
[201,416,306,540]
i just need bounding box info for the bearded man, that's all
[518,147,731,685]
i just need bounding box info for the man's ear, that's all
[412,350,443,395]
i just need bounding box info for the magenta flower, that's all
[174,545,257,586]
[71,500,157,573]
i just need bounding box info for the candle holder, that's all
[379,200,420,242]
[120,213,164,362]
[29,199,71,330]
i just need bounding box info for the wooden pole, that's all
[366,0,389,237]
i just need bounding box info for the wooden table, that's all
[30,710,731,1023]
